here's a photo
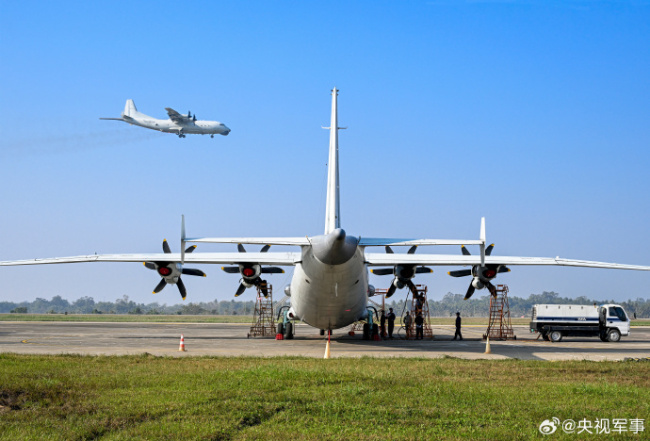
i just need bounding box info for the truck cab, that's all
[599,304,630,341]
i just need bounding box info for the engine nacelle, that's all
[395,264,415,280]
[472,265,499,285]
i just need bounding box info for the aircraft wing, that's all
[0,252,301,267]
[185,237,311,246]
[364,253,650,271]
[359,238,483,247]
[165,107,187,124]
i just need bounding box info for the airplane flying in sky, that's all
[3,89,650,333]
[100,99,230,138]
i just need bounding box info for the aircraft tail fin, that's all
[324,88,342,234]
[122,99,139,118]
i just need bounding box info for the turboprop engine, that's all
[221,244,284,297]
[371,246,433,298]
[143,240,206,300]
[448,244,510,299]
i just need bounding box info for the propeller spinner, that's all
[448,244,510,300]
[144,240,206,300]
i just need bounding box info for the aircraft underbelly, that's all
[290,248,368,330]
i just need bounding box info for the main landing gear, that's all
[275,307,294,340]
[210,134,214,138]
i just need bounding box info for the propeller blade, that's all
[185,245,197,254]
[461,245,471,256]
[485,243,494,256]
[162,240,172,254]
[498,266,511,273]
[448,269,472,278]
[371,268,394,276]
[415,267,433,274]
[464,284,476,300]
[237,244,246,253]
[177,278,187,300]
[405,279,418,295]
[486,281,497,297]
[260,245,271,253]
[153,279,167,293]
[235,283,247,297]
[221,266,240,274]
[261,267,284,274]
[385,246,394,254]
[182,268,206,277]
[407,245,417,254]
[256,279,269,297]
[144,262,156,270]
[386,283,397,298]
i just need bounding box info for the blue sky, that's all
[1,0,649,305]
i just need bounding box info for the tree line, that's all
[2,291,649,318]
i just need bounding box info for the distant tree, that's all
[10,307,28,314]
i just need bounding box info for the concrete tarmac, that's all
[2,321,650,361]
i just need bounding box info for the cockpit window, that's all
[608,307,628,322]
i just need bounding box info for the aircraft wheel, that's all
[362,323,370,340]
[277,323,284,335]
[607,329,621,342]
[284,322,293,340]
[320,329,325,336]
[211,134,214,138]
[372,323,379,337]
[549,330,563,342]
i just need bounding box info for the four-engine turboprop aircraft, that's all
[3,89,650,332]
[100,99,230,138]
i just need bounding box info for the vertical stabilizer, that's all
[324,88,341,234]
[122,99,138,118]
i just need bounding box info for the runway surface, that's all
[2,321,650,361]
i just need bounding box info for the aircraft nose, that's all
[221,125,231,135]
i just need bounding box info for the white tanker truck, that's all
[530,303,630,342]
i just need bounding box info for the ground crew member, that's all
[453,312,463,340]
[403,311,412,339]
[415,312,424,340]
[387,308,396,339]
[380,309,386,339]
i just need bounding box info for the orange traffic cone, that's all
[484,336,491,354]
[179,334,187,352]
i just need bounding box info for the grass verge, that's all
[0,354,648,440]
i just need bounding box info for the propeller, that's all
[372,246,432,298]
[448,244,510,300]
[144,240,206,300]
[222,244,284,297]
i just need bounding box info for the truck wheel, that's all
[542,332,550,341]
[607,329,621,342]
[549,331,563,342]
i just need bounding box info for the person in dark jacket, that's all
[380,310,386,339]
[453,312,463,340]
[415,312,424,340]
[386,308,396,339]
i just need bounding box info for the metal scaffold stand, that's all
[483,284,516,340]
[247,283,276,338]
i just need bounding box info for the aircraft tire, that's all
[362,323,370,340]
[277,323,284,335]
[284,322,293,340]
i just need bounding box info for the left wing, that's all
[365,252,650,271]
[165,107,188,124]
[0,252,300,267]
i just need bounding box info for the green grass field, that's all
[0,354,648,440]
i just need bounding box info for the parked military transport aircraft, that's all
[3,89,650,333]
[100,99,230,138]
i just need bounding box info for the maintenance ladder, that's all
[247,284,276,338]
[405,284,433,339]
[483,284,516,340]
